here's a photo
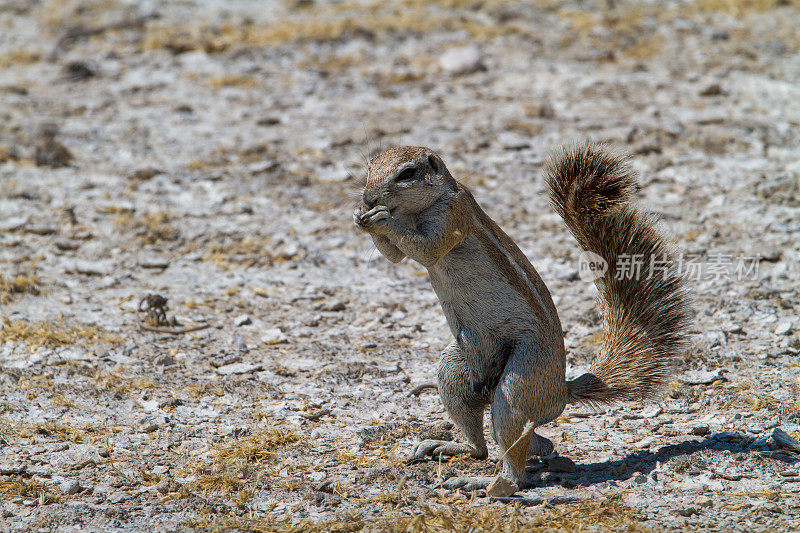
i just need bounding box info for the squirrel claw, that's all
[442,475,494,492]
[407,439,473,464]
[355,205,390,229]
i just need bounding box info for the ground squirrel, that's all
[353,143,691,492]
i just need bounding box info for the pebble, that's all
[439,44,484,75]
[774,319,794,336]
[641,405,663,418]
[232,334,249,353]
[772,428,800,452]
[137,258,170,269]
[261,328,288,345]
[154,354,176,367]
[699,83,723,96]
[316,300,347,312]
[681,369,722,385]
[692,425,710,436]
[216,362,263,375]
[0,464,27,475]
[140,421,160,433]
[61,479,82,495]
[234,314,252,326]
[0,216,27,231]
[486,475,518,497]
[66,260,112,277]
[695,495,713,508]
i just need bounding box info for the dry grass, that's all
[0,273,41,303]
[0,49,42,68]
[336,443,401,469]
[389,494,648,532]
[93,372,157,396]
[204,236,274,269]
[181,429,300,497]
[113,211,180,245]
[32,420,119,444]
[188,493,646,532]
[207,75,258,88]
[188,512,365,533]
[141,0,526,54]
[696,0,800,15]
[0,317,122,351]
[0,476,60,505]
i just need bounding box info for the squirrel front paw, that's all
[353,205,390,232]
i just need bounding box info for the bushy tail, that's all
[545,143,692,404]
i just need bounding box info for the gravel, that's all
[1,0,799,531]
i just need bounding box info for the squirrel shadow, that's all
[527,431,799,489]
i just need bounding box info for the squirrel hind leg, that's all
[490,343,566,487]
[433,342,490,459]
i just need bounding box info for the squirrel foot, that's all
[406,440,476,464]
[442,475,495,492]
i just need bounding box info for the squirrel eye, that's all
[395,166,417,182]
[428,155,440,173]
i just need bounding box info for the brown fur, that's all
[545,143,692,403]
[355,143,692,491]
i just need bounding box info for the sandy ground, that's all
[1,0,799,531]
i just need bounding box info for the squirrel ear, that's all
[428,154,440,173]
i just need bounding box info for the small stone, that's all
[26,225,57,235]
[60,479,82,495]
[216,362,263,375]
[317,300,346,312]
[0,216,27,231]
[699,83,723,96]
[675,506,698,517]
[523,100,556,119]
[641,405,663,418]
[704,330,726,347]
[232,334,249,353]
[64,60,96,81]
[681,369,722,385]
[772,428,800,453]
[108,492,129,504]
[498,131,530,150]
[486,475,518,497]
[66,260,112,277]
[141,421,159,433]
[138,258,169,269]
[774,319,793,336]
[695,495,713,508]
[0,464,27,475]
[439,44,484,75]
[261,328,288,345]
[154,354,176,367]
[692,425,710,436]
[234,314,252,326]
[315,479,333,493]
[128,167,163,181]
[35,139,72,168]
[55,240,80,251]
[154,476,179,495]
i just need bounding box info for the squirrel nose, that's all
[362,190,377,208]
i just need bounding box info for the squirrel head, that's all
[362,146,459,215]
